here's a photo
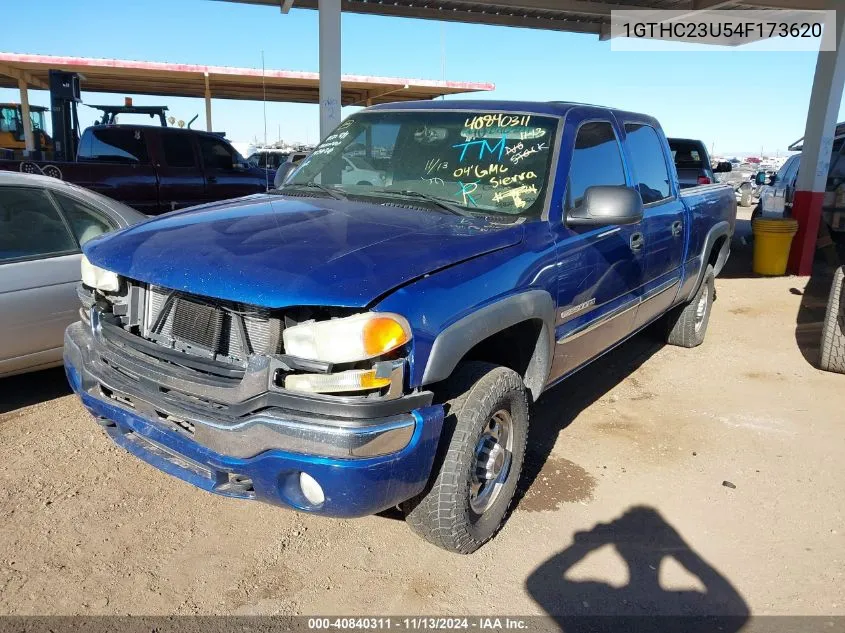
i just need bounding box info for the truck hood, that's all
[84,194,524,308]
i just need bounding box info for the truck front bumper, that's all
[64,322,444,518]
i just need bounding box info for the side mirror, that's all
[566,186,644,227]
[714,161,732,173]
[755,172,768,186]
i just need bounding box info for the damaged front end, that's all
[65,270,444,517]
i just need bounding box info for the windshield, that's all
[287,111,558,217]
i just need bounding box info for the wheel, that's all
[820,266,845,374]
[751,204,762,221]
[403,362,528,554]
[665,265,715,348]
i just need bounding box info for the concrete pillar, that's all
[204,72,212,132]
[318,0,341,140]
[18,78,34,154]
[788,7,845,275]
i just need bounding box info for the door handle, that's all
[629,232,644,252]
[671,220,683,237]
[207,176,218,183]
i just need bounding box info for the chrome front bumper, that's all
[64,321,432,459]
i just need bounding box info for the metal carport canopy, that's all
[0,52,493,106]
[220,0,829,35]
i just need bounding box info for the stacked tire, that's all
[820,266,845,375]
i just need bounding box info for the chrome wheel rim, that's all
[695,285,709,333]
[470,409,514,514]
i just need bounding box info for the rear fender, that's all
[681,220,731,302]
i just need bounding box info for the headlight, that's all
[282,312,411,363]
[80,254,120,292]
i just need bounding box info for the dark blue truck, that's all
[64,101,736,554]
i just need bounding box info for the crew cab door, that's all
[621,122,687,327]
[154,130,206,213]
[550,115,646,380]
[75,127,159,214]
[198,135,266,202]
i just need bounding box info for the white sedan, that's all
[341,156,390,186]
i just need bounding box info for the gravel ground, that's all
[1,213,843,617]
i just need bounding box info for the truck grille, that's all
[144,285,280,363]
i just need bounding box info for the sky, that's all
[1,0,842,157]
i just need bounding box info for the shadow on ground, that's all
[526,506,750,632]
[0,367,71,415]
[514,329,664,512]
[716,218,754,279]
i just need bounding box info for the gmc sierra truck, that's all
[0,125,270,214]
[64,101,736,554]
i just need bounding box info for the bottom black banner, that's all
[0,616,843,633]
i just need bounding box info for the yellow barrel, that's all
[752,217,799,276]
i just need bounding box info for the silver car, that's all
[0,171,146,377]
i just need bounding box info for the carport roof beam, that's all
[216,0,828,33]
[0,53,493,104]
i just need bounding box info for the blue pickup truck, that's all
[65,101,736,554]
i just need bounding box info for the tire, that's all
[403,362,528,554]
[819,266,845,374]
[751,204,762,221]
[665,265,715,348]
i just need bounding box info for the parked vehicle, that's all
[756,122,845,234]
[755,149,845,237]
[339,154,390,186]
[754,155,800,218]
[0,171,145,377]
[0,103,52,156]
[248,148,311,171]
[0,125,270,214]
[65,101,736,553]
[272,150,313,188]
[668,138,732,189]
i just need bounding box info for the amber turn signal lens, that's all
[362,317,410,356]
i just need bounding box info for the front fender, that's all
[421,290,554,400]
[372,225,559,401]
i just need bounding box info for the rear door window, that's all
[79,127,149,163]
[162,133,197,168]
[567,121,627,211]
[52,191,115,246]
[624,124,672,203]
[0,186,77,262]
[199,137,236,170]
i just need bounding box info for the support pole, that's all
[318,0,341,140]
[204,72,212,132]
[18,78,34,154]
[788,7,845,275]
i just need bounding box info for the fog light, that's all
[299,472,325,506]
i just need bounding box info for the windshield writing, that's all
[288,111,557,217]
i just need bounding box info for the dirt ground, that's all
[1,210,843,618]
